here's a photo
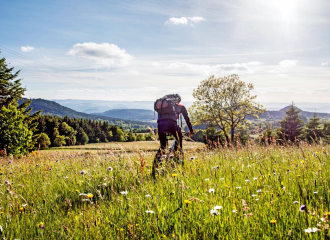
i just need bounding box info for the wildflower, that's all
[256,189,262,193]
[300,205,307,212]
[22,204,27,207]
[220,178,224,180]
[20,207,24,212]
[253,177,258,180]
[107,167,113,171]
[247,165,251,168]
[270,220,277,224]
[80,170,87,175]
[184,200,191,205]
[205,178,210,181]
[146,210,154,214]
[304,227,318,233]
[145,194,151,197]
[236,187,242,189]
[121,191,128,195]
[4,180,10,185]
[7,161,12,164]
[326,212,330,216]
[313,191,318,194]
[210,209,219,215]
[293,201,299,204]
[245,179,250,182]
[87,193,93,199]
[213,205,222,210]
[172,173,177,178]
[189,156,195,160]
[37,222,45,229]
[232,209,238,213]
[252,194,258,197]
[169,154,174,158]
[209,188,215,193]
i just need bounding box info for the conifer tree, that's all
[277,103,304,143]
[304,113,323,143]
[0,53,41,155]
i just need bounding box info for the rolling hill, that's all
[92,109,155,122]
[21,98,156,129]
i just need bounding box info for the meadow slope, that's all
[0,143,330,239]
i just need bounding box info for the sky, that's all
[1,0,330,104]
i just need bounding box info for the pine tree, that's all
[0,53,41,155]
[304,113,323,143]
[277,103,304,143]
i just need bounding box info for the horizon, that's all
[1,0,330,103]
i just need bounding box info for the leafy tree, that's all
[304,113,323,143]
[259,127,275,145]
[277,103,304,143]
[37,133,51,150]
[126,131,137,142]
[76,128,89,145]
[0,104,33,156]
[189,74,265,144]
[59,122,76,145]
[52,128,66,147]
[0,53,41,155]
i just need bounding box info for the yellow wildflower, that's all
[172,173,177,178]
[87,194,93,199]
[184,200,191,205]
[270,220,277,224]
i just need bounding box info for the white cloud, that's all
[247,61,262,66]
[165,16,205,26]
[21,46,34,52]
[67,42,133,67]
[188,17,205,23]
[152,61,161,67]
[270,60,298,74]
[321,62,328,66]
[279,60,298,68]
[165,17,189,25]
[166,62,254,75]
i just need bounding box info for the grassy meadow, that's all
[1,141,330,239]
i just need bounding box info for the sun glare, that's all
[268,0,299,22]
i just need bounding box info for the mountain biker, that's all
[156,94,194,155]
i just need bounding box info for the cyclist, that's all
[156,94,194,157]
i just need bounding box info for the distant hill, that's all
[253,106,330,122]
[21,98,156,129]
[92,109,155,122]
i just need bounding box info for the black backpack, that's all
[154,97,176,117]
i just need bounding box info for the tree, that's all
[0,53,41,155]
[0,104,33,156]
[304,113,323,143]
[76,128,89,145]
[189,74,265,144]
[37,133,51,150]
[277,103,304,143]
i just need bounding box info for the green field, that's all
[1,142,330,239]
[52,140,205,152]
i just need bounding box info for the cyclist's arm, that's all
[180,105,194,133]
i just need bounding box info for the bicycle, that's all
[152,132,192,179]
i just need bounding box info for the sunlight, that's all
[267,0,299,22]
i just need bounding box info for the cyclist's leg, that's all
[172,125,182,152]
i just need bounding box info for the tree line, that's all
[35,115,155,149]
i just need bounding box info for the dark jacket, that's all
[157,103,193,132]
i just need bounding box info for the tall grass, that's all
[0,143,329,239]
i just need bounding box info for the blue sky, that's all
[1,0,330,103]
